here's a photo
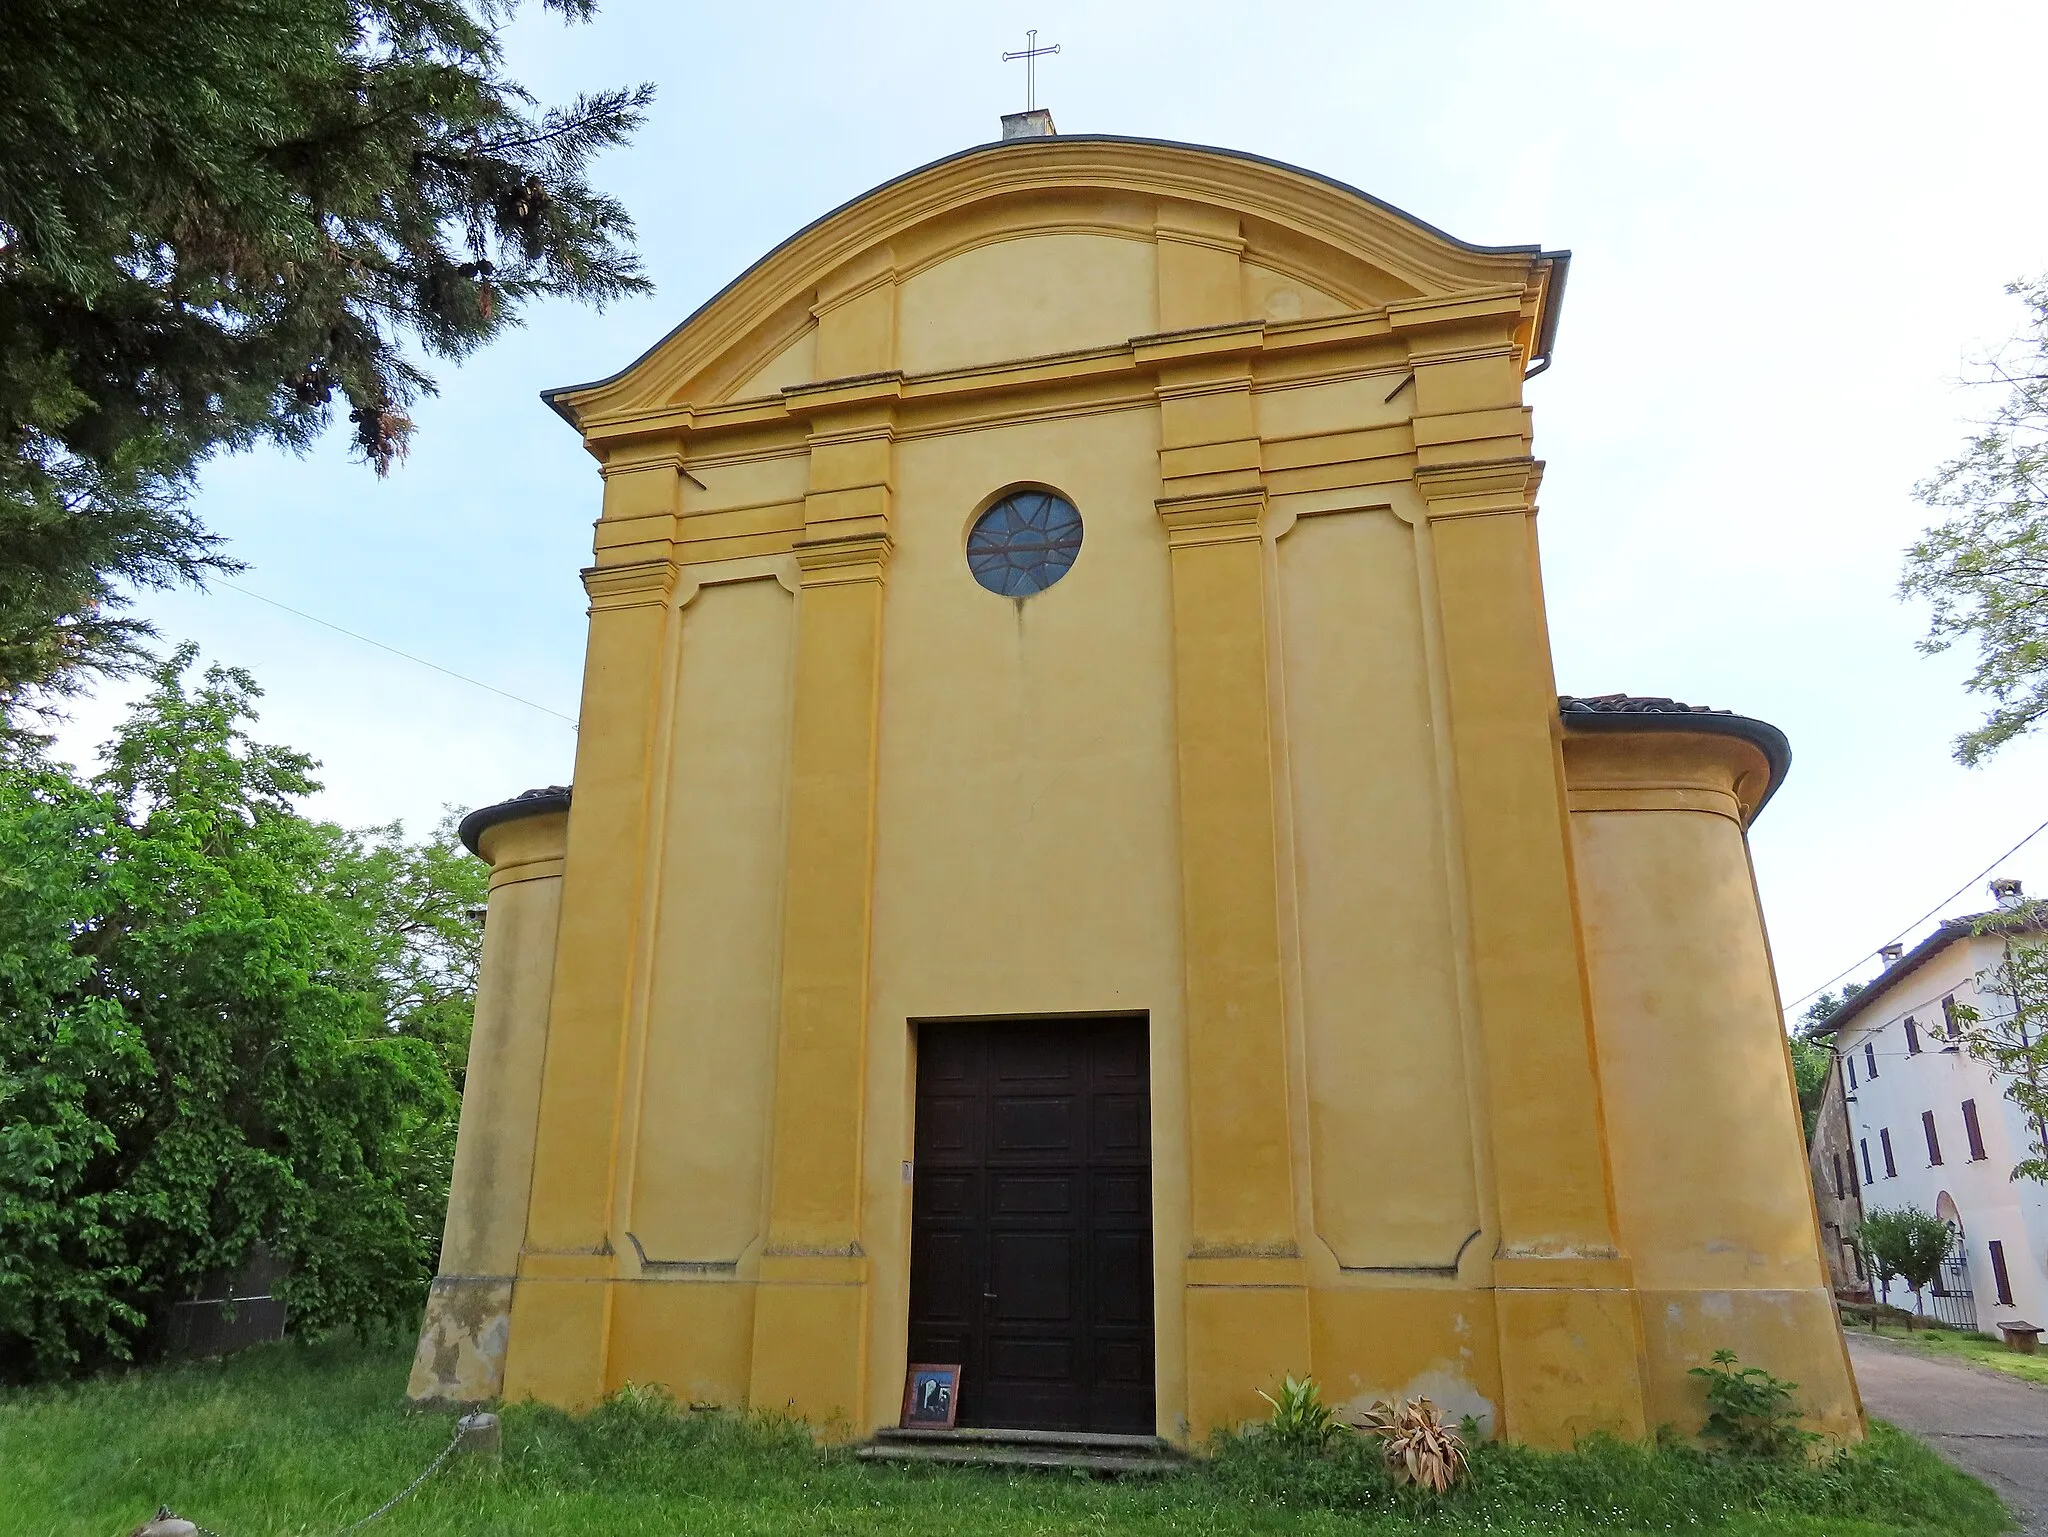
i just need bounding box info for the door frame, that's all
[902,1011,1157,1433]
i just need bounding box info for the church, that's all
[408,116,1862,1449]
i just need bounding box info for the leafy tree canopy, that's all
[0,649,485,1380]
[1787,1034,1830,1146]
[1797,983,1863,1035]
[1902,275,2048,764]
[0,0,650,722]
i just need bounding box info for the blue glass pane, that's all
[966,490,1083,596]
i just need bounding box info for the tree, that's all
[1901,275,2048,765]
[0,0,651,723]
[1854,1207,1954,1330]
[1787,986,1861,1144]
[0,649,485,1380]
[1955,912,2048,1185]
[1788,1034,1831,1146]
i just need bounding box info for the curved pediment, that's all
[546,135,1565,433]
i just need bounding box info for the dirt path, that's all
[1846,1330,2048,1534]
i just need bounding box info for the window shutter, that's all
[1989,1240,2015,1307]
[1860,1138,1874,1185]
[1904,1017,1920,1053]
[1880,1127,1896,1178]
[1832,1154,1845,1200]
[1864,1042,1878,1079]
[1848,1054,1858,1089]
[1963,1099,1987,1161]
[1922,1109,1943,1165]
[1942,995,1960,1038]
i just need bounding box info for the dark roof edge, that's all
[1526,250,1570,378]
[1557,703,1792,819]
[1813,907,2048,1038]
[542,133,1563,425]
[458,785,572,857]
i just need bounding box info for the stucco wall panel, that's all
[729,326,818,401]
[897,233,1157,375]
[1277,510,1479,1269]
[630,578,795,1263]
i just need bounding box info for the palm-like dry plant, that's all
[1356,1396,1469,1494]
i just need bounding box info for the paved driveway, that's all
[1846,1330,2048,1534]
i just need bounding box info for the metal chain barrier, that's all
[133,1414,497,1537]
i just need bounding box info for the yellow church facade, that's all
[409,130,1861,1450]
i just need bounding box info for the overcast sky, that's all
[49,0,2048,1020]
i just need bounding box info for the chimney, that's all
[1992,877,2025,910]
[1001,108,1057,140]
[1879,943,1904,965]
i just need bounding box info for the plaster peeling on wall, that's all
[1337,1368,1496,1439]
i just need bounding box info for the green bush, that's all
[1689,1349,1819,1460]
[1254,1373,1343,1451]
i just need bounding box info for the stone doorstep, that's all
[857,1426,1190,1476]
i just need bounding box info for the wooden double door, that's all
[907,1018,1155,1433]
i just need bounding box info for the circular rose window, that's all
[966,489,1083,597]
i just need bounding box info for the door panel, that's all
[907,1017,1154,1432]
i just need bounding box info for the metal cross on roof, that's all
[1001,29,1060,112]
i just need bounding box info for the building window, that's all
[1905,1016,1921,1053]
[1989,1240,2016,1307]
[1847,1054,1858,1090]
[966,488,1083,596]
[1860,1138,1874,1185]
[1880,1127,1896,1178]
[1864,1042,1878,1079]
[1831,1154,1845,1200]
[1942,994,1962,1040]
[1963,1099,1988,1162]
[1923,1110,1943,1165]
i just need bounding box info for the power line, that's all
[1781,816,2048,1018]
[216,580,579,729]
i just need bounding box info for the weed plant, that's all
[0,1337,2010,1537]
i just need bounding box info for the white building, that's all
[1816,883,2048,1331]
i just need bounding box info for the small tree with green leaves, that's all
[1855,1207,1955,1330]
[1901,274,2048,764]
[1688,1349,1817,1461]
[1953,911,2048,1185]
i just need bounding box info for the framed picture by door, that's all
[901,1363,962,1429]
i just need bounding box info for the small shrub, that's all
[1688,1348,1818,1460]
[1254,1373,1341,1450]
[1356,1395,1468,1492]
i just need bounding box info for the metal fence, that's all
[1926,1232,1978,1332]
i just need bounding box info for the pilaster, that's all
[1156,366,1308,1434]
[1413,441,1648,1446]
[503,527,680,1408]
[748,404,894,1429]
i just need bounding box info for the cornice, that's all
[1413,458,1544,520]
[581,557,679,612]
[1158,488,1267,549]
[575,297,1497,460]
[794,532,893,587]
[547,136,1564,432]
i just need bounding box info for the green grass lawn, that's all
[1853,1321,2048,1387]
[0,1337,2013,1537]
